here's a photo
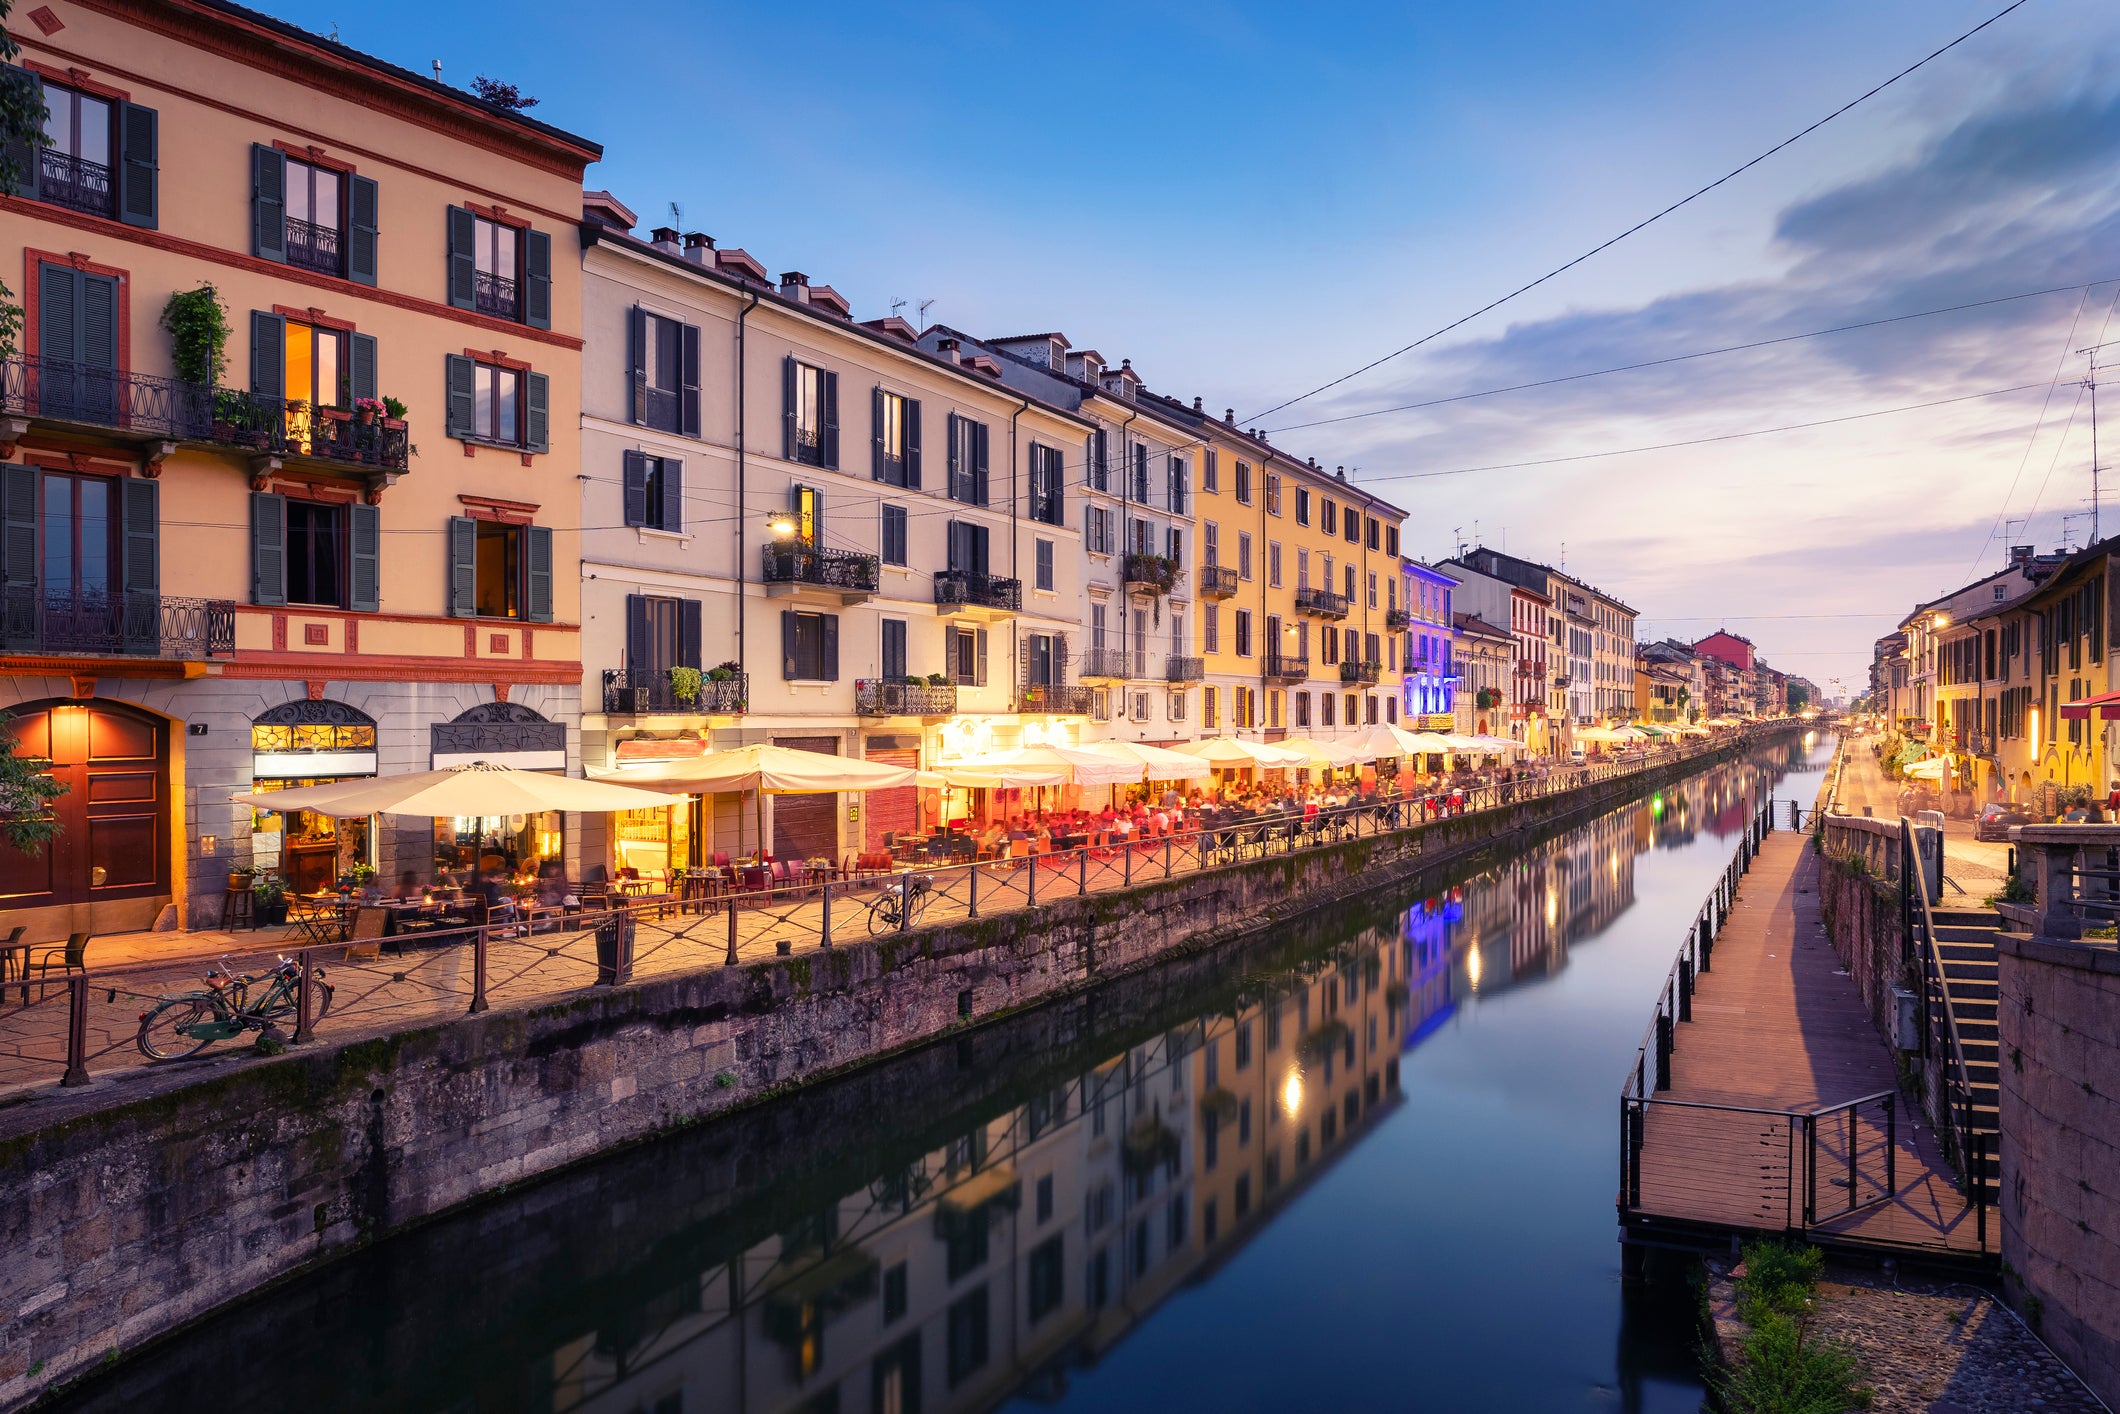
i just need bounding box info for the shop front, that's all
[425,703,569,886]
[247,699,379,895]
[0,697,172,935]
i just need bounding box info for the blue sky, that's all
[281,0,2120,695]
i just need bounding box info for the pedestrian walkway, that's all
[1623,830,1988,1258]
[1834,742,2012,896]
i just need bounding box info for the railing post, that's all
[1976,1131,1988,1250]
[467,929,489,1014]
[1653,1006,1672,1091]
[1699,912,1713,969]
[1165,835,1173,880]
[1124,836,1133,887]
[820,879,833,945]
[725,891,741,966]
[967,862,979,920]
[1079,847,1088,896]
[61,975,90,1087]
[899,871,915,934]
[1846,1102,1858,1212]
[1885,1095,1896,1197]
[294,947,318,1040]
[1027,851,1038,906]
[1678,954,1693,1022]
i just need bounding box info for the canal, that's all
[53,732,1831,1414]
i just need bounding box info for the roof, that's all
[1453,612,1513,642]
[1404,560,1458,587]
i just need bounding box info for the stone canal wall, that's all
[0,734,1786,1408]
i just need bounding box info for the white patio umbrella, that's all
[1174,737,1310,768]
[917,767,1069,789]
[1344,723,1427,757]
[1275,736,1370,767]
[1468,734,1524,753]
[1080,740,1214,782]
[1901,755,1951,780]
[959,745,1144,788]
[233,760,688,816]
[589,743,918,859]
[1396,731,1456,754]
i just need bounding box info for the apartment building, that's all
[0,1,597,935]
[1590,591,1638,721]
[574,223,1089,868]
[1401,560,1457,730]
[1438,555,1552,753]
[1953,543,2107,807]
[1452,611,1514,737]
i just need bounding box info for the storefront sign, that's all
[1416,714,1454,731]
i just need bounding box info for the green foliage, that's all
[1735,1239,1823,1323]
[470,75,539,111]
[0,711,66,856]
[159,284,233,385]
[0,3,46,360]
[381,395,409,420]
[1714,1242,1871,1414]
[250,871,287,904]
[1982,873,2033,908]
[667,665,702,705]
[926,672,950,686]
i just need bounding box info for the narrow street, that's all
[1832,739,2014,901]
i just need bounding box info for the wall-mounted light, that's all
[766,514,798,539]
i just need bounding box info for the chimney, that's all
[682,232,715,264]
[2009,545,2034,568]
[778,271,810,302]
[1225,408,1235,424]
[936,337,961,365]
[649,226,680,254]
[1192,397,1203,412]
[1335,465,1346,480]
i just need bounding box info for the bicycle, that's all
[136,955,334,1060]
[866,873,933,935]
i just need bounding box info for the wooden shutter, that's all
[871,386,885,481]
[946,521,965,573]
[905,398,922,490]
[348,502,381,612]
[0,464,34,650]
[346,175,379,286]
[525,525,553,622]
[446,205,476,309]
[38,264,76,364]
[679,597,703,669]
[627,306,648,424]
[781,610,797,679]
[446,516,477,617]
[822,371,839,468]
[622,450,648,526]
[975,627,988,686]
[680,322,701,436]
[525,372,550,452]
[118,101,157,228]
[946,412,961,497]
[349,332,378,403]
[251,144,286,262]
[524,229,552,329]
[781,356,797,458]
[971,523,990,578]
[664,459,684,533]
[81,274,116,382]
[625,594,650,672]
[821,614,840,681]
[250,492,286,606]
[250,311,285,399]
[443,354,475,440]
[974,421,990,505]
[1,67,41,201]
[119,478,159,651]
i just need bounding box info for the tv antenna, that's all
[2062,511,2092,551]
[917,298,935,331]
[669,201,682,229]
[890,298,908,321]
[2077,341,2120,544]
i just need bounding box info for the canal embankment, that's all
[0,729,1794,1409]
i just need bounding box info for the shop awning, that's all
[1275,737,1371,767]
[587,743,915,794]
[1080,740,1214,782]
[918,766,1068,789]
[2059,690,2120,720]
[233,761,686,816]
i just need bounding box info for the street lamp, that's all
[765,513,798,539]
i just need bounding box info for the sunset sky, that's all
[282,0,2120,697]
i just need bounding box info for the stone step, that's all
[1935,925,2003,944]
[1937,939,1997,959]
[1933,909,2005,927]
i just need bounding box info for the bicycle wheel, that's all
[313,974,334,1024]
[867,898,898,936]
[137,998,218,1060]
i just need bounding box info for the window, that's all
[783,359,839,469]
[622,451,683,532]
[882,504,908,565]
[1028,1237,1065,1324]
[1028,442,1064,524]
[36,471,116,604]
[1344,564,1357,600]
[1296,546,1309,591]
[1131,443,1150,503]
[1294,690,1311,727]
[1321,499,1337,535]
[1203,522,1219,567]
[1235,610,1253,659]
[1167,455,1188,514]
[625,593,701,681]
[1235,460,1252,505]
[33,81,115,219]
[1238,532,1253,581]
[445,354,549,452]
[629,309,699,436]
[1366,516,1380,550]
[1265,473,1281,516]
[880,617,908,680]
[1036,1173,1055,1223]
[947,625,987,685]
[1385,526,1399,556]
[448,212,548,325]
[1367,572,1378,609]
[1322,690,1336,726]
[951,414,992,505]
[1294,487,1311,526]
[281,157,343,275]
[285,501,345,607]
[1204,604,1220,654]
[781,610,840,680]
[1030,537,1056,592]
[1203,448,1218,492]
[1203,685,1219,728]
[883,1262,909,1324]
[1345,511,1360,545]
[1165,526,1183,567]
[874,389,922,487]
[947,1289,990,1386]
[1085,505,1114,555]
[1268,541,1283,588]
[1168,690,1186,722]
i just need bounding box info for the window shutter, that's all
[975,422,990,505]
[349,332,378,403]
[626,305,648,424]
[38,266,76,366]
[446,205,476,309]
[348,502,381,612]
[622,450,648,526]
[822,371,839,468]
[251,144,286,261]
[781,356,797,458]
[525,372,550,452]
[118,102,158,228]
[344,174,379,286]
[781,610,797,680]
[625,594,650,672]
[679,597,703,669]
[446,516,477,617]
[664,459,684,533]
[821,613,840,681]
[946,412,960,496]
[905,398,922,490]
[523,228,552,329]
[971,523,990,578]
[1,67,41,200]
[444,354,475,440]
[975,628,988,686]
[0,464,34,648]
[120,475,159,600]
[250,492,287,606]
[249,311,285,400]
[679,322,701,437]
[81,274,116,380]
[525,524,553,622]
[871,386,885,481]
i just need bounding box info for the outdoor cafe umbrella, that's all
[232,760,688,816]
[1173,737,1310,768]
[1396,731,1456,754]
[588,743,918,860]
[1080,740,1213,782]
[1274,736,1370,767]
[1345,723,1428,758]
[959,745,1144,788]
[1902,755,1951,780]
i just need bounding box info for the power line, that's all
[2020,284,2120,538]
[1242,0,2033,423]
[1259,277,2110,435]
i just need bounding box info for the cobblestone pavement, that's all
[1835,740,2015,900]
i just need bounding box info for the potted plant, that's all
[705,665,734,683]
[250,870,287,927]
[668,664,702,706]
[354,396,385,426]
[159,283,231,388]
[381,395,409,426]
[926,672,950,687]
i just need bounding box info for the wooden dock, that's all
[1622,830,1990,1260]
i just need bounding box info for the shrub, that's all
[160,284,231,385]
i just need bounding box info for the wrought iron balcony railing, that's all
[1340,660,1382,685]
[761,543,881,594]
[600,668,747,715]
[1294,587,1349,620]
[1261,652,1309,683]
[934,571,1021,613]
[284,216,343,276]
[0,587,234,660]
[1385,608,1412,631]
[1078,646,1136,680]
[474,269,521,322]
[1165,656,1205,683]
[1198,565,1239,599]
[1019,683,1094,715]
[856,680,959,716]
[37,150,114,218]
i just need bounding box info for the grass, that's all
[1714,1239,1872,1414]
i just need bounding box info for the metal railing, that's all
[1165,656,1205,683]
[1078,647,1136,680]
[283,216,343,276]
[1198,566,1239,599]
[1900,815,1990,1212]
[762,544,881,594]
[1019,683,1093,714]
[1384,609,1412,631]
[1262,653,1309,683]
[600,668,747,715]
[1294,587,1349,619]
[0,725,1791,1096]
[1339,660,1381,685]
[855,680,958,716]
[934,571,1021,613]
[37,149,114,218]
[474,269,520,321]
[0,586,235,659]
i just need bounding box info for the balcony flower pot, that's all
[667,665,702,707]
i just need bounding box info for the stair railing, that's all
[1899,815,1985,1215]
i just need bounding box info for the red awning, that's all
[2059,691,2120,720]
[614,737,709,760]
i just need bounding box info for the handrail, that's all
[1900,814,1981,1193]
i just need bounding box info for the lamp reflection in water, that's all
[1281,1070,1303,1118]
[1466,943,1483,991]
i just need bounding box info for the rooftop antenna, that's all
[2003,516,2028,559]
[2078,340,2120,544]
[1453,526,1466,558]
[2062,510,2092,551]
[431,59,442,82]
[669,201,682,229]
[917,298,935,332]
[889,298,907,321]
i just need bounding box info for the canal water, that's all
[55,733,1832,1414]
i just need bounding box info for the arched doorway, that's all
[0,698,170,923]
[248,699,379,895]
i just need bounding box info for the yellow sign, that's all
[1416,714,1454,731]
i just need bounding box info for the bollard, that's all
[1079,847,1088,897]
[468,930,489,1015]
[61,975,90,1087]
[968,862,979,920]
[1679,955,1693,1022]
[1124,837,1133,887]
[899,871,915,935]
[1165,835,1173,880]
[295,947,319,1038]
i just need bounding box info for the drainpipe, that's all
[1010,394,1030,713]
[735,290,761,687]
[1116,407,1138,696]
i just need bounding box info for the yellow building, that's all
[0,1,598,935]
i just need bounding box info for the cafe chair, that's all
[0,924,23,983]
[25,931,90,996]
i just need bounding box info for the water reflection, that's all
[51,736,1828,1414]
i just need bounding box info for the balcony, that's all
[1294,587,1349,620]
[284,216,343,276]
[1165,656,1205,683]
[1123,553,1181,597]
[1261,652,1309,684]
[856,679,959,717]
[0,587,234,662]
[934,571,1021,621]
[1340,660,1382,685]
[601,668,747,716]
[761,543,879,605]
[1385,608,1412,631]
[1078,647,1136,681]
[1198,565,1238,599]
[0,359,411,478]
[474,270,521,322]
[1019,683,1094,715]
[36,149,115,219]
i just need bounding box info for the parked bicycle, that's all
[136,955,333,1060]
[866,873,933,935]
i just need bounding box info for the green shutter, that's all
[251,144,286,262]
[446,516,477,617]
[663,459,684,533]
[821,371,839,468]
[250,492,286,606]
[444,354,475,440]
[820,613,839,681]
[524,372,549,452]
[118,102,157,229]
[524,228,552,329]
[250,311,285,400]
[348,503,380,612]
[347,175,379,286]
[349,332,378,403]
[525,525,553,622]
[446,205,476,309]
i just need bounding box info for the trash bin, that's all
[595,913,635,986]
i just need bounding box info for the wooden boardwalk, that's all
[1626,831,1989,1258]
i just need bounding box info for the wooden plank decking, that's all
[1628,831,1988,1256]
